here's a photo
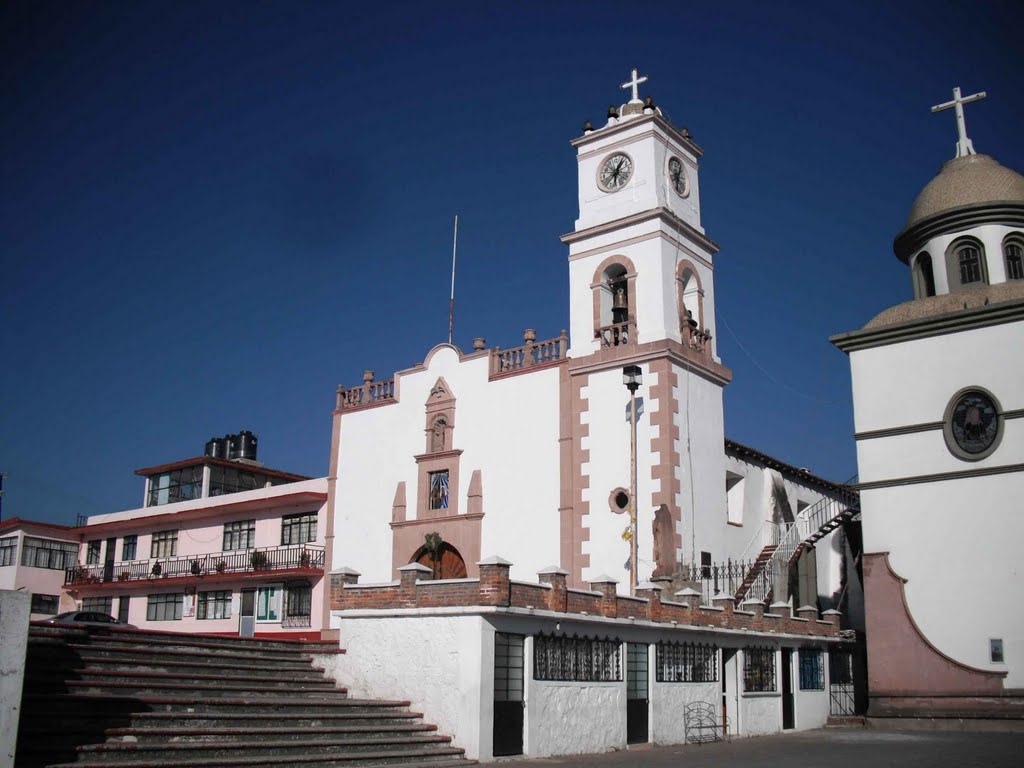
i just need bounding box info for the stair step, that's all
[29,625,339,654]
[64,668,336,687]
[64,679,350,698]
[68,634,336,659]
[104,723,438,742]
[74,735,454,759]
[63,643,325,668]
[49,748,471,768]
[57,656,328,677]
[23,691,409,712]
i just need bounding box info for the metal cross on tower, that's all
[931,86,987,158]
[621,68,648,104]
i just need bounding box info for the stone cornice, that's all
[830,296,1024,353]
[893,201,1024,263]
[568,337,732,388]
[561,206,719,256]
[570,114,704,158]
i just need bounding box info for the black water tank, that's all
[205,437,227,459]
[231,430,258,462]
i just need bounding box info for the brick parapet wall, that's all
[331,560,839,639]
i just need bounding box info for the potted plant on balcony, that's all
[150,562,162,578]
[215,560,227,574]
[117,571,131,582]
[299,549,311,569]
[190,559,202,576]
[250,550,269,571]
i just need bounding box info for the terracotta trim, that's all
[568,337,732,387]
[487,357,565,382]
[560,370,591,588]
[389,513,483,579]
[863,552,1005,696]
[589,255,638,345]
[414,451,463,521]
[391,481,407,523]
[467,470,483,516]
[647,358,683,574]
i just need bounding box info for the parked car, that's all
[41,611,137,629]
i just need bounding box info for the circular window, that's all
[943,387,1003,461]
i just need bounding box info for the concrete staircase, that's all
[16,624,474,768]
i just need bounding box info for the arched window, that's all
[604,263,629,325]
[912,252,936,298]
[945,238,988,291]
[430,416,448,452]
[1004,237,1024,281]
[677,263,704,329]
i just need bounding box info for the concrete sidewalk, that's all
[511,728,1024,767]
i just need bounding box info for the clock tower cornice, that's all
[560,206,719,255]
[571,113,703,158]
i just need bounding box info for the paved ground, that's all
[512,728,1024,767]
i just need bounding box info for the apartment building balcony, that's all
[64,544,325,589]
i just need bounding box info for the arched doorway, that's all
[413,542,468,579]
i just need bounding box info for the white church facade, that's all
[832,87,1024,719]
[323,72,862,759]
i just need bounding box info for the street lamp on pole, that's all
[622,365,642,596]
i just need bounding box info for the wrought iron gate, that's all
[828,649,855,716]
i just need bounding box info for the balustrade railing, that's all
[491,330,568,375]
[65,544,324,586]
[338,374,395,409]
[595,321,632,349]
[682,320,713,355]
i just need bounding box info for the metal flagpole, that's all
[448,215,458,344]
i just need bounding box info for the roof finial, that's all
[620,68,648,105]
[931,86,987,158]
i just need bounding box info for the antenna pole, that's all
[448,215,458,345]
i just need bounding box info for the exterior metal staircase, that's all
[735,480,859,605]
[15,624,475,768]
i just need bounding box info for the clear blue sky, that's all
[2,1,1021,525]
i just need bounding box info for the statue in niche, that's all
[431,416,448,452]
[652,504,676,578]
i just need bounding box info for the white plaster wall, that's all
[530,681,626,756]
[1,590,30,768]
[574,120,702,233]
[332,615,486,759]
[672,364,727,568]
[650,680,719,744]
[850,318,1024,684]
[580,365,656,588]
[740,694,780,736]
[849,321,1023,435]
[333,347,561,583]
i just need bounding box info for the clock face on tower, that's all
[599,153,633,192]
[668,156,688,196]
[944,388,1002,460]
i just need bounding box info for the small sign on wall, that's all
[182,593,195,619]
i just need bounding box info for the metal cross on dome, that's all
[621,68,648,104]
[931,86,987,158]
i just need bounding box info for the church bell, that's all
[612,287,628,310]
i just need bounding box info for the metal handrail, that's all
[65,544,324,586]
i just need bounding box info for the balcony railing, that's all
[595,320,633,348]
[491,330,568,375]
[65,544,324,586]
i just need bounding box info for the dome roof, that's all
[906,153,1024,228]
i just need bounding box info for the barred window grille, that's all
[743,647,776,692]
[656,642,718,683]
[798,649,824,690]
[285,584,312,617]
[533,633,622,682]
[1006,242,1024,280]
[957,245,984,284]
[86,540,101,565]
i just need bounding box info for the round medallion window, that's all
[943,388,1002,461]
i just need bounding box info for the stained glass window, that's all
[429,470,449,511]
